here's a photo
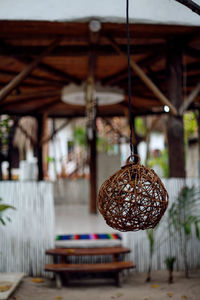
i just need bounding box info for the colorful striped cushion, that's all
[56,233,121,241]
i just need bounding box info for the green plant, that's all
[165,256,176,284]
[184,112,198,143]
[46,156,55,163]
[168,186,200,278]
[0,198,15,225]
[149,149,169,178]
[0,117,11,146]
[74,126,87,147]
[135,117,147,137]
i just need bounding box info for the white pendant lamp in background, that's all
[61,83,125,106]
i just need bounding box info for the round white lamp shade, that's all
[61,83,124,106]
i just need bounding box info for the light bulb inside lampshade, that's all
[61,83,124,106]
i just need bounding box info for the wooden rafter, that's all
[33,98,60,114]
[179,82,200,114]
[102,52,164,86]
[186,47,200,58]
[0,40,80,85]
[13,56,81,85]
[1,89,61,107]
[102,68,130,85]
[107,35,178,115]
[0,44,166,57]
[0,38,61,103]
[38,62,81,85]
[0,67,66,87]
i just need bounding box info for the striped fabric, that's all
[56,233,122,241]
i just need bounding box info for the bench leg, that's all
[55,273,62,289]
[114,272,121,287]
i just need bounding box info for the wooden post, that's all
[8,118,19,180]
[37,115,44,181]
[42,114,49,179]
[87,21,101,214]
[166,41,186,178]
[88,125,97,214]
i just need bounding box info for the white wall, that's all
[0,0,200,26]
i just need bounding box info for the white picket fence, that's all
[0,178,199,276]
[123,178,200,272]
[0,182,54,276]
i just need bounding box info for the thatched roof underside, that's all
[0,20,199,118]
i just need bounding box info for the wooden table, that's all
[45,246,135,287]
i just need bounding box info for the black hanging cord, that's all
[126,0,134,156]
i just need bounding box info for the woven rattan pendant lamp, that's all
[97,0,169,232]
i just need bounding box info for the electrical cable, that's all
[126,0,134,156]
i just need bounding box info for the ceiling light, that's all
[61,83,124,106]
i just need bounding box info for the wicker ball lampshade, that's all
[97,155,169,232]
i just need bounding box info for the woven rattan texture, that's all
[97,159,169,232]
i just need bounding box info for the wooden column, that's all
[36,115,44,181]
[87,20,101,214]
[42,114,49,179]
[8,118,19,180]
[166,41,186,178]
[88,124,97,214]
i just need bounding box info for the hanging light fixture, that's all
[61,83,124,106]
[97,0,169,231]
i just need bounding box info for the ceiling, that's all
[0,20,199,118]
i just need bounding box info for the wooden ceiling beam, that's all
[0,44,165,57]
[38,62,81,84]
[0,80,59,88]
[0,21,199,39]
[185,47,200,58]
[184,61,200,73]
[0,40,79,85]
[107,35,178,114]
[33,98,60,113]
[102,68,129,85]
[0,68,67,86]
[0,38,61,103]
[179,82,200,114]
[138,51,165,69]
[13,56,81,85]
[0,89,61,108]
[102,52,165,86]
[107,44,178,113]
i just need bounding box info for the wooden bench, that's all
[45,246,135,287]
